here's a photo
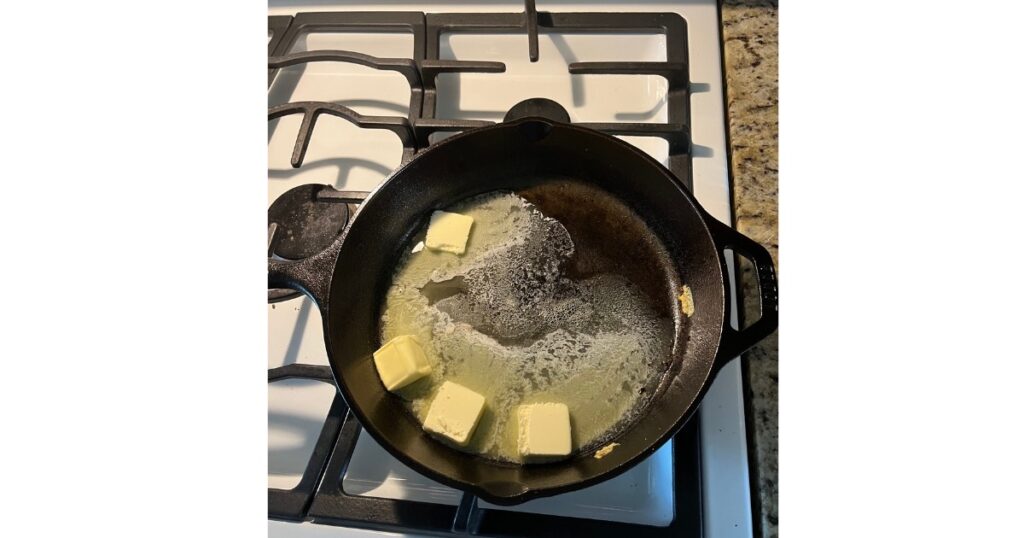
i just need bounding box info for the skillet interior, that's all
[324,119,727,503]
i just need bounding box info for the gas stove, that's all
[268,2,751,537]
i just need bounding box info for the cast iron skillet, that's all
[268,100,778,505]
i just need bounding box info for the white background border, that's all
[5,1,1024,537]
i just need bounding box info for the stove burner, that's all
[268,184,350,260]
[504,97,570,123]
[268,7,706,534]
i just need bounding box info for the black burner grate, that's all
[304,413,702,537]
[421,10,691,188]
[267,364,346,521]
[268,15,292,57]
[268,5,701,536]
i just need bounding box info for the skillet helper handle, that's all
[707,216,778,365]
[268,233,342,310]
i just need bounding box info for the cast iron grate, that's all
[421,10,691,187]
[267,364,347,521]
[267,5,701,536]
[305,412,702,537]
[268,15,292,57]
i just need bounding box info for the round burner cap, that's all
[268,184,350,260]
[504,98,571,124]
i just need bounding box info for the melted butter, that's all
[380,192,673,462]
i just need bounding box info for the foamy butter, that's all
[380,192,673,462]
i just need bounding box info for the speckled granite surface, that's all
[720,1,778,537]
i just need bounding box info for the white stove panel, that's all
[474,441,674,527]
[268,2,749,537]
[268,299,332,489]
[343,431,675,527]
[268,298,328,370]
[269,377,336,490]
[342,433,463,506]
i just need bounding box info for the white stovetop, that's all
[268,2,750,537]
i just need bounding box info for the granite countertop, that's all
[720,1,779,537]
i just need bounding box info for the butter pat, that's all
[517,403,572,458]
[424,211,474,254]
[372,335,431,391]
[423,381,485,446]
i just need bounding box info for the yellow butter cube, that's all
[517,403,572,457]
[424,210,474,255]
[423,381,486,446]
[372,335,431,391]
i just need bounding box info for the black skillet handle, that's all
[268,234,342,313]
[706,215,778,367]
